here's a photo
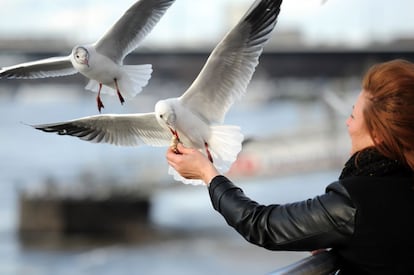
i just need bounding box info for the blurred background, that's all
[0,0,414,274]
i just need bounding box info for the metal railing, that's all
[268,250,339,275]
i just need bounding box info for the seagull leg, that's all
[169,128,180,153]
[170,135,179,153]
[97,83,105,113]
[114,79,125,105]
[205,142,213,163]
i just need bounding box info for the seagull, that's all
[0,0,175,112]
[31,0,283,185]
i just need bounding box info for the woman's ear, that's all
[371,131,383,144]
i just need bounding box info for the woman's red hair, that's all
[362,59,414,170]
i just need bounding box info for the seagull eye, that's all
[159,114,163,119]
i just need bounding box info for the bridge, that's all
[1,46,414,86]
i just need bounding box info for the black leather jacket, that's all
[208,175,355,251]
[209,148,414,274]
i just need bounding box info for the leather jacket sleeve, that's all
[208,175,356,251]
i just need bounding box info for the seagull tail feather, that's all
[118,64,153,98]
[84,64,153,98]
[208,125,244,174]
[168,166,205,186]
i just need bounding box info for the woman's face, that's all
[346,90,375,155]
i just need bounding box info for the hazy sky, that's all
[0,0,413,48]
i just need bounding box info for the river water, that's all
[0,81,350,274]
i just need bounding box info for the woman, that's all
[166,59,414,274]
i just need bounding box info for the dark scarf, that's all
[339,148,411,180]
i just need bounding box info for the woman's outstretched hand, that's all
[166,143,220,185]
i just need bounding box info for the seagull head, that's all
[155,100,177,134]
[72,46,90,67]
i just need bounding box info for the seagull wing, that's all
[95,0,175,63]
[180,0,282,124]
[31,113,172,147]
[0,56,76,79]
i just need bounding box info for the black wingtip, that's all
[244,0,283,30]
[20,121,41,131]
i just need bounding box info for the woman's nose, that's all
[345,117,351,127]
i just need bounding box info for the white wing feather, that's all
[0,56,76,79]
[32,113,171,147]
[180,0,281,124]
[95,0,175,63]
